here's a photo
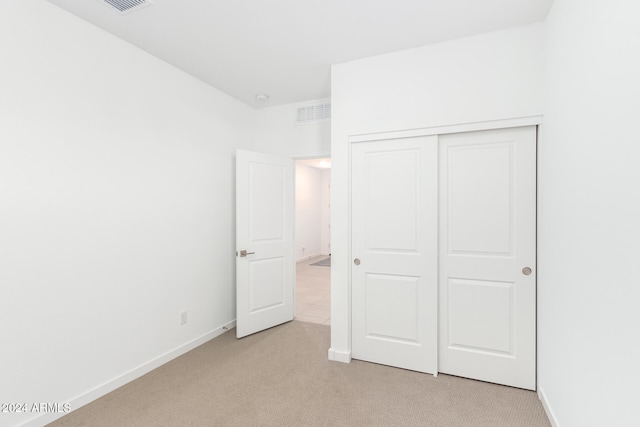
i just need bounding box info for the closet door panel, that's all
[438,126,537,390]
[351,136,438,374]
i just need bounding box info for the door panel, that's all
[365,151,419,252]
[447,278,514,355]
[249,257,285,313]
[365,273,420,343]
[249,162,285,242]
[447,143,513,255]
[351,136,438,374]
[438,127,536,390]
[236,150,294,338]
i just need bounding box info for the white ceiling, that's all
[46,0,553,108]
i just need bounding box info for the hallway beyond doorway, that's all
[295,255,330,325]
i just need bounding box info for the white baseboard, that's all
[328,347,351,363]
[538,386,560,427]
[296,253,323,263]
[22,320,236,427]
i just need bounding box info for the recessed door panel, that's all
[249,257,285,313]
[249,162,285,243]
[365,150,419,253]
[447,143,513,256]
[365,274,419,343]
[447,278,513,355]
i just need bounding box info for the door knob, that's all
[522,267,532,275]
[354,258,360,265]
[238,250,255,257]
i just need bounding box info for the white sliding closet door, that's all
[351,136,438,374]
[350,126,537,389]
[438,126,536,390]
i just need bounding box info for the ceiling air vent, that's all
[296,103,331,124]
[102,0,152,14]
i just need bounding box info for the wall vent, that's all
[296,103,331,124]
[102,0,152,14]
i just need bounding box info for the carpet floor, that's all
[49,321,550,426]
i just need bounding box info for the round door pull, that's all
[354,258,361,265]
[522,267,532,275]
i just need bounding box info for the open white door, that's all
[236,149,294,338]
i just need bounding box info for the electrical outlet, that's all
[180,311,187,325]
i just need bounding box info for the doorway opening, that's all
[294,158,331,325]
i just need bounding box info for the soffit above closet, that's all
[45,0,553,108]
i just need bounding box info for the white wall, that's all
[330,24,545,360]
[538,1,640,426]
[256,99,331,158]
[295,164,323,261]
[295,164,331,261]
[319,169,331,256]
[0,2,256,426]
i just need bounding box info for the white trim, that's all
[347,138,354,360]
[328,347,352,363]
[538,387,560,427]
[23,320,236,427]
[296,253,325,263]
[349,115,543,143]
[293,154,331,161]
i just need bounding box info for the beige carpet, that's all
[49,321,550,426]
